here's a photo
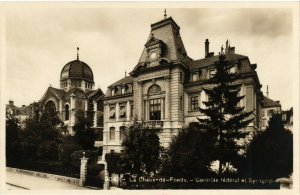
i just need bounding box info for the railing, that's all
[143,120,164,129]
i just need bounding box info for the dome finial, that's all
[77,47,79,60]
[164,8,167,19]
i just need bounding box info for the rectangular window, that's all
[119,105,126,118]
[121,88,125,94]
[120,126,126,141]
[109,127,115,141]
[282,114,287,121]
[109,106,116,119]
[131,103,134,117]
[190,96,199,111]
[246,86,253,112]
[150,98,161,120]
[268,109,274,116]
[180,96,183,111]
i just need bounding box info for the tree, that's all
[161,123,216,179]
[198,54,253,176]
[121,122,161,178]
[247,114,293,179]
[11,110,63,162]
[105,152,122,186]
[6,113,21,165]
[73,110,96,150]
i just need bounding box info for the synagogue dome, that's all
[60,59,94,82]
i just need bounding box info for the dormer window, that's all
[192,73,198,82]
[209,69,216,78]
[111,89,115,96]
[229,66,236,74]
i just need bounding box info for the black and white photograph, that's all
[1,2,299,193]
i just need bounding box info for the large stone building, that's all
[39,50,104,137]
[101,15,264,158]
[9,50,105,139]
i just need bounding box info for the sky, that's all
[4,4,295,110]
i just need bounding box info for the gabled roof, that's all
[86,88,104,99]
[40,87,65,102]
[108,76,133,88]
[190,53,248,70]
[50,87,66,97]
[262,95,281,108]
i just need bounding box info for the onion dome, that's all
[60,48,94,82]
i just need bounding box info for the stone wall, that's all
[7,167,80,186]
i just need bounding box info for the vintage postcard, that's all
[0,1,299,195]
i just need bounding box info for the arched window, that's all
[148,84,161,96]
[45,100,56,114]
[65,104,69,121]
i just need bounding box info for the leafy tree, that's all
[198,54,253,176]
[6,113,21,165]
[73,110,96,150]
[121,122,161,177]
[12,110,63,162]
[161,123,216,179]
[247,114,293,179]
[105,152,122,186]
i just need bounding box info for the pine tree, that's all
[198,53,253,176]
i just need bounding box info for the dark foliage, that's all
[247,114,293,179]
[121,122,161,177]
[198,54,253,175]
[73,110,96,150]
[6,114,21,164]
[161,123,216,178]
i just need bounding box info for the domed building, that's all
[38,48,104,138]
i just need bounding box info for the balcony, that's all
[143,120,164,129]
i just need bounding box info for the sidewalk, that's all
[6,170,92,190]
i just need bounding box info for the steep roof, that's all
[135,17,192,70]
[108,76,133,88]
[262,95,281,108]
[190,53,248,69]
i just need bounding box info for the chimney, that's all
[230,47,235,53]
[9,100,14,106]
[205,39,209,58]
[266,85,269,97]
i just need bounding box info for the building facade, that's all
[38,52,104,137]
[260,95,282,130]
[7,51,105,142]
[101,15,264,158]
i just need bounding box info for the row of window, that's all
[261,109,277,117]
[191,67,236,82]
[111,84,132,96]
[61,81,93,89]
[109,104,134,119]
[109,126,126,141]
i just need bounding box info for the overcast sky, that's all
[5,4,294,110]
